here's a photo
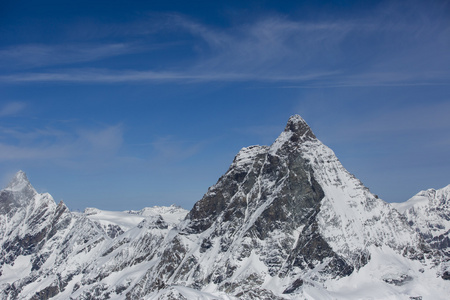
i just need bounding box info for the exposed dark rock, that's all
[30,283,60,300]
[383,274,413,286]
[283,278,304,294]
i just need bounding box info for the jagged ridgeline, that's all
[0,115,449,300]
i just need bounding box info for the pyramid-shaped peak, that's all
[283,115,316,141]
[13,170,27,179]
[10,170,29,183]
[5,170,33,192]
[286,114,307,125]
[284,115,310,132]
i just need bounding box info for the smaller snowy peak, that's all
[393,194,429,214]
[84,207,102,215]
[1,170,39,211]
[4,170,35,193]
[392,184,450,256]
[393,184,450,214]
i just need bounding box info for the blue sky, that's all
[0,0,449,211]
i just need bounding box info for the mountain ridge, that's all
[0,115,449,299]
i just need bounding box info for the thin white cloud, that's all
[0,2,449,86]
[280,71,450,88]
[152,136,204,163]
[0,102,26,117]
[185,17,354,74]
[1,68,447,87]
[0,69,337,83]
[355,101,450,134]
[0,143,68,160]
[0,43,139,68]
[77,124,124,154]
[312,101,450,145]
[0,123,125,163]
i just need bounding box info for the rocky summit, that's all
[0,115,449,299]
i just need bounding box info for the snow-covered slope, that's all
[84,205,187,238]
[84,208,145,238]
[0,116,449,300]
[392,185,450,281]
[392,185,450,254]
[125,205,188,227]
[297,124,425,265]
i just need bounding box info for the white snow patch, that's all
[146,285,236,300]
[392,195,430,214]
[85,208,145,232]
[0,255,32,284]
[315,246,450,300]
[85,205,188,232]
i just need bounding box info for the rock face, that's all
[127,115,429,299]
[0,115,449,299]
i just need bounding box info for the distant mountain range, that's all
[1,115,449,299]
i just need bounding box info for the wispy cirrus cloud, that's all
[349,101,450,136]
[308,100,450,146]
[0,102,27,117]
[151,136,205,164]
[150,3,450,86]
[0,68,337,83]
[0,1,449,86]
[178,17,353,74]
[0,123,126,167]
[0,43,140,69]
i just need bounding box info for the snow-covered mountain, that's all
[393,185,450,254]
[392,185,450,280]
[0,171,109,299]
[0,115,449,299]
[0,172,188,299]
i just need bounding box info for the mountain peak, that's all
[284,114,316,139]
[269,115,316,154]
[4,170,35,194]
